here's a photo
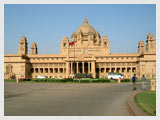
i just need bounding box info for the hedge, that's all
[91,79,110,83]
[31,78,65,82]
[74,73,92,78]
[31,78,110,83]
[121,79,131,82]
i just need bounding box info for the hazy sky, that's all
[4,4,156,54]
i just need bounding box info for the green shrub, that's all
[91,79,110,83]
[31,78,58,82]
[4,79,16,82]
[31,78,110,83]
[81,78,91,80]
[101,79,110,83]
[58,79,66,82]
[74,73,92,78]
[121,79,131,82]
[73,79,80,82]
[64,78,73,82]
[91,79,100,83]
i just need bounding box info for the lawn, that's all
[4,80,16,82]
[134,90,156,116]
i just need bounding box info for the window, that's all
[45,68,48,73]
[63,43,66,47]
[104,42,106,46]
[35,68,38,73]
[101,68,105,73]
[31,68,34,73]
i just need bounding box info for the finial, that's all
[83,16,88,24]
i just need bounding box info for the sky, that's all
[4,4,156,54]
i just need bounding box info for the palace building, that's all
[4,17,156,80]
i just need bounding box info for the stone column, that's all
[91,61,96,78]
[77,62,79,73]
[132,67,135,73]
[120,67,122,73]
[66,62,70,78]
[34,68,36,73]
[125,67,128,78]
[125,67,127,73]
[109,66,111,72]
[53,64,55,74]
[38,64,40,74]
[48,67,50,74]
[73,62,76,74]
[88,62,90,73]
[71,62,73,74]
[58,64,59,74]
[63,67,64,74]
[82,62,85,73]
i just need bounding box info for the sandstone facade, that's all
[4,17,156,80]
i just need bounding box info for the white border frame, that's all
[0,0,159,120]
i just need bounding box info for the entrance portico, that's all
[66,60,95,78]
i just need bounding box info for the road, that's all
[4,82,150,116]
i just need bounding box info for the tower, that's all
[101,35,110,54]
[146,33,156,53]
[61,36,69,55]
[18,36,28,55]
[30,42,38,55]
[138,40,145,54]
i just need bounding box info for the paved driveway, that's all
[4,82,150,116]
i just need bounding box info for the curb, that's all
[127,91,149,116]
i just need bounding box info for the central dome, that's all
[76,17,96,34]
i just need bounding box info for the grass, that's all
[134,90,156,116]
[4,79,16,82]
